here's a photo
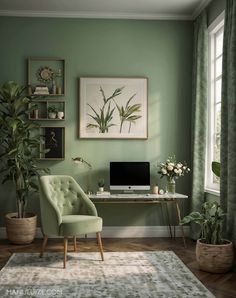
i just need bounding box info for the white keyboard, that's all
[111,194,150,197]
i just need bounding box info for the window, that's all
[205,12,224,193]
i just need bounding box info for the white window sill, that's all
[205,188,220,196]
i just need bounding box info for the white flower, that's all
[162,168,167,175]
[158,157,190,179]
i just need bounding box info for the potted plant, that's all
[57,103,64,119]
[48,105,57,119]
[180,162,233,273]
[98,178,105,192]
[0,81,49,244]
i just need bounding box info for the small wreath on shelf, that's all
[36,66,54,83]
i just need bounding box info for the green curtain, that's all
[191,11,208,238]
[220,0,236,252]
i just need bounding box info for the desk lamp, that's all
[72,156,92,194]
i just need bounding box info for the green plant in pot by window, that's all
[180,161,233,273]
[0,81,49,244]
[180,201,225,244]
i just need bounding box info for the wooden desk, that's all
[89,193,188,247]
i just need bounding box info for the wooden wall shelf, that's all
[29,100,65,121]
[27,57,66,161]
[27,57,65,97]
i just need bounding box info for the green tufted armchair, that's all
[39,175,104,268]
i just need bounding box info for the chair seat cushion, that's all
[60,215,102,236]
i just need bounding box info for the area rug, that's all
[0,251,214,298]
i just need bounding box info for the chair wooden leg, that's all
[73,236,77,252]
[64,237,68,269]
[96,232,104,261]
[40,234,48,258]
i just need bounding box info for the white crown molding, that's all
[208,10,225,32]
[0,225,189,239]
[192,0,212,20]
[0,10,193,20]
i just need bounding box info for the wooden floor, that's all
[0,237,235,298]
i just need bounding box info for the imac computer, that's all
[110,162,150,192]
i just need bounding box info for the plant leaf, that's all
[212,161,220,178]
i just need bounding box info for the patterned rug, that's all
[0,251,214,298]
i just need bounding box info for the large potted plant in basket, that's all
[180,162,233,273]
[0,81,49,244]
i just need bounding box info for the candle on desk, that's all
[152,185,159,194]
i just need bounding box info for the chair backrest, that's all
[39,175,97,236]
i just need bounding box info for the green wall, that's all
[207,0,226,25]
[0,17,193,227]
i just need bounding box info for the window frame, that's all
[205,12,224,195]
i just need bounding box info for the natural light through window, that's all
[205,12,224,193]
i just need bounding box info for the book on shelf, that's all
[35,86,48,90]
[96,191,110,196]
[34,86,49,95]
[34,91,50,95]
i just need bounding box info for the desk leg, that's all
[73,236,77,252]
[175,199,186,248]
[163,202,172,238]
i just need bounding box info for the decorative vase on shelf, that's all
[166,177,176,193]
[57,86,62,95]
[57,111,64,119]
[52,80,56,94]
[33,109,39,119]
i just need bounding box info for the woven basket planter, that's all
[196,239,233,273]
[5,213,37,245]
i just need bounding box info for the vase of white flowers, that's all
[158,156,190,193]
[167,177,176,193]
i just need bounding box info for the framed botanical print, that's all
[79,77,148,139]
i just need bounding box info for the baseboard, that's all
[0,226,189,239]
[97,226,189,238]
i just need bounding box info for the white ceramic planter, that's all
[57,111,64,119]
[48,112,57,119]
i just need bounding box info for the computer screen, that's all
[110,162,150,191]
